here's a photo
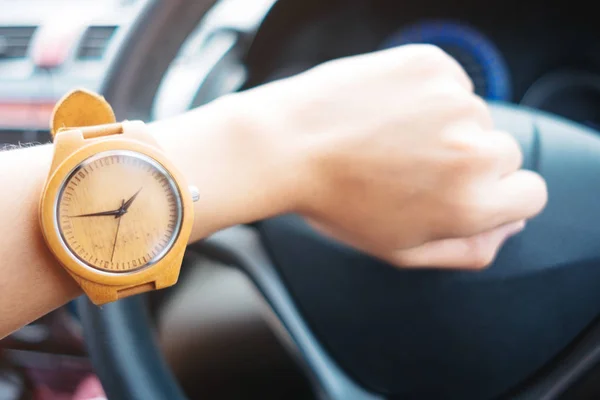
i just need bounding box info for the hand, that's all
[237,44,547,269]
[72,209,122,218]
[121,188,142,213]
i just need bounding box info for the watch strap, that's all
[50,89,117,139]
[49,89,161,305]
[70,275,159,305]
[76,122,124,139]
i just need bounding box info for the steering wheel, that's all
[76,1,600,399]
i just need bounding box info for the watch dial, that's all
[56,150,183,273]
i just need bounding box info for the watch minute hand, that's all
[71,209,122,218]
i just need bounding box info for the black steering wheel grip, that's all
[77,296,186,399]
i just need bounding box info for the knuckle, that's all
[472,95,490,114]
[408,44,473,90]
[407,44,456,71]
[452,94,494,127]
[465,95,491,120]
[443,129,524,177]
[418,44,455,65]
[459,71,475,93]
[452,92,479,112]
[425,80,472,111]
[444,131,494,169]
[494,131,524,170]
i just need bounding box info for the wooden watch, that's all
[39,89,198,305]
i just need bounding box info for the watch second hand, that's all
[110,200,125,262]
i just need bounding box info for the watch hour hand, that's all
[121,187,142,213]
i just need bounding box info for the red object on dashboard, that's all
[0,102,55,130]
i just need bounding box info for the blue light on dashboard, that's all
[380,20,512,101]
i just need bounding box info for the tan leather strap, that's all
[76,122,124,139]
[51,89,155,300]
[117,282,157,299]
[51,88,118,139]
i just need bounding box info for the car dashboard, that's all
[0,0,144,143]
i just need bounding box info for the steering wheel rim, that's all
[77,1,600,399]
[99,0,219,122]
[77,2,220,399]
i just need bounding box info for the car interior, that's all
[2,0,600,399]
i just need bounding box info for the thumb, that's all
[387,220,526,269]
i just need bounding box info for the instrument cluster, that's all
[380,18,600,130]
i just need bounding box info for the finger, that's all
[483,169,548,228]
[389,220,526,269]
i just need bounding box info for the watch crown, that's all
[189,185,200,202]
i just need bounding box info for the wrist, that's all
[227,88,338,222]
[150,93,311,240]
[213,94,310,217]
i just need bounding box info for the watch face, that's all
[55,150,183,273]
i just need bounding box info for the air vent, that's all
[76,26,117,60]
[0,26,37,60]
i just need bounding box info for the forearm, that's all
[0,145,80,338]
[0,95,299,338]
